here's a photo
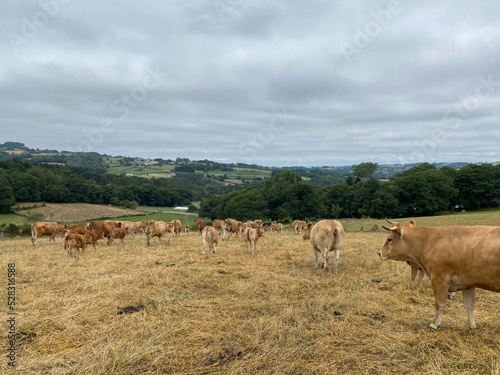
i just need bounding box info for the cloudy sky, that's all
[2,1,500,166]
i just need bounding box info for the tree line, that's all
[0,158,238,213]
[2,157,500,221]
[199,163,500,221]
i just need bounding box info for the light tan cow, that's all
[292,220,306,235]
[202,226,219,255]
[184,224,190,236]
[144,220,173,246]
[270,221,283,234]
[380,223,500,329]
[302,222,315,240]
[308,220,345,273]
[384,219,423,284]
[212,219,226,239]
[253,219,263,228]
[31,221,67,245]
[170,219,182,237]
[244,227,266,255]
[120,221,146,237]
[195,219,206,234]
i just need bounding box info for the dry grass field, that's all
[2,214,500,374]
[14,203,144,223]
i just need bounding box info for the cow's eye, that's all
[387,238,392,243]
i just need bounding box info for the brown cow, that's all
[308,220,345,273]
[31,221,67,245]
[86,221,122,245]
[64,228,105,250]
[65,233,88,257]
[110,227,129,245]
[225,218,242,241]
[244,227,266,255]
[195,219,206,234]
[184,224,190,236]
[202,226,219,255]
[145,220,173,246]
[380,223,500,329]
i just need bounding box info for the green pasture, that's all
[0,214,29,226]
[106,164,172,176]
[340,209,500,232]
[208,168,271,180]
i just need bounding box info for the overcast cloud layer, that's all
[2,1,500,166]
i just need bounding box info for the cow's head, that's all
[379,225,405,260]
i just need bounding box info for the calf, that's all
[202,226,219,255]
[244,227,265,255]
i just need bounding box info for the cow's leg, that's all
[313,247,319,269]
[322,249,329,271]
[429,279,449,329]
[332,248,340,273]
[418,268,425,287]
[462,288,477,329]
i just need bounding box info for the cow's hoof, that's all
[428,323,439,330]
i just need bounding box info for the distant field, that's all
[209,168,271,180]
[13,203,146,223]
[0,214,28,226]
[106,164,173,177]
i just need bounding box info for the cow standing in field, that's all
[307,220,345,273]
[270,221,283,234]
[64,227,104,250]
[120,221,146,237]
[195,219,206,234]
[86,221,123,245]
[110,227,129,245]
[212,219,226,239]
[31,221,67,245]
[170,219,182,237]
[202,226,219,255]
[145,220,173,246]
[65,233,88,257]
[184,224,190,236]
[380,222,500,329]
[225,218,242,241]
[244,227,265,255]
[292,220,306,235]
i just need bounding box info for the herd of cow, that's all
[28,217,500,330]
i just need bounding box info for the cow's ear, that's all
[405,220,415,228]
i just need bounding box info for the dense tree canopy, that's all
[2,156,500,220]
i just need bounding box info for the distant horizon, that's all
[1,140,497,169]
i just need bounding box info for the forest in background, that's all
[0,141,499,222]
